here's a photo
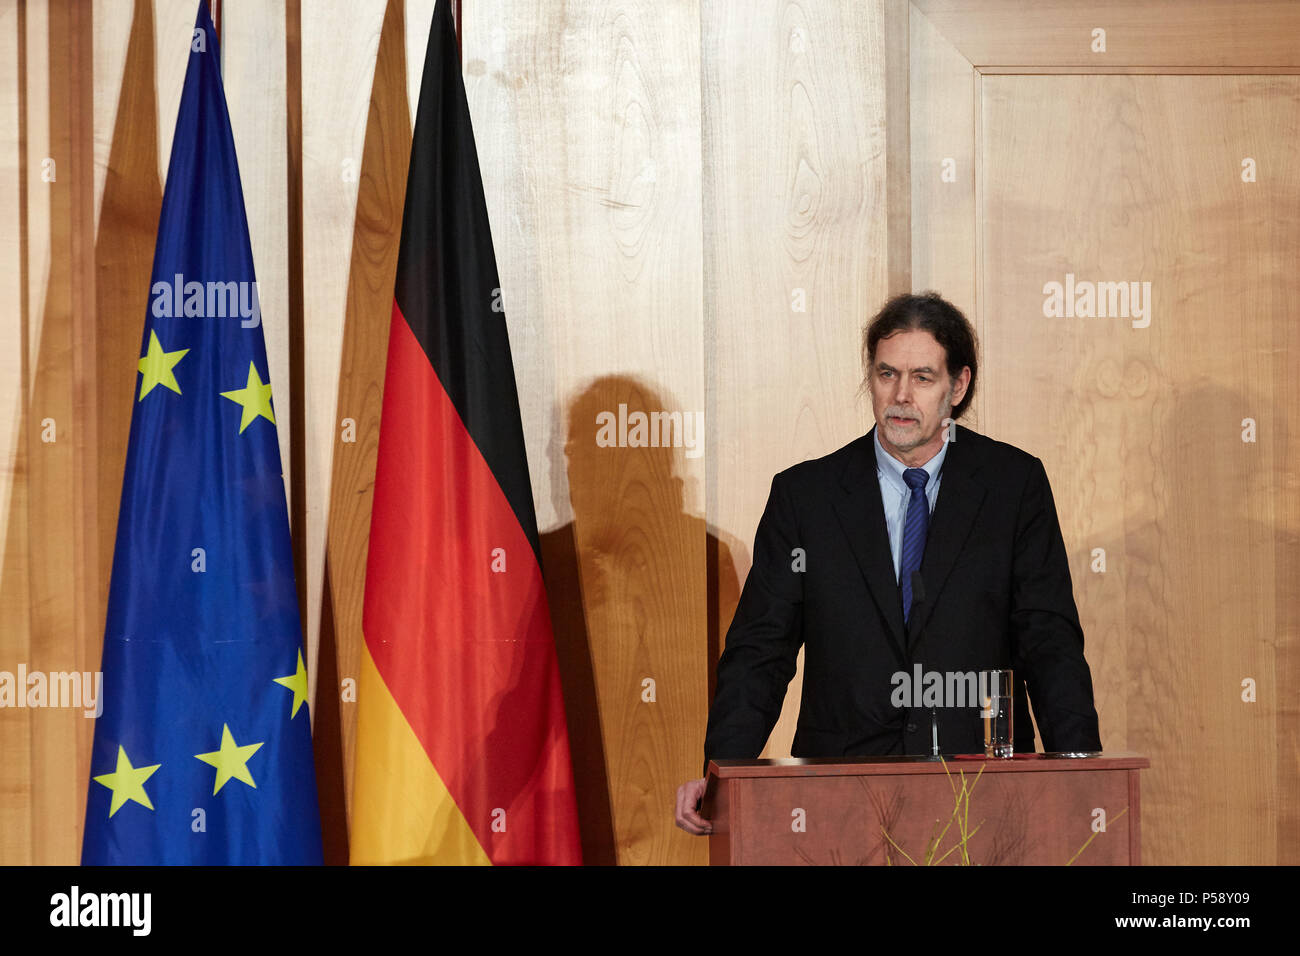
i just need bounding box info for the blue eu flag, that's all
[82,1,323,864]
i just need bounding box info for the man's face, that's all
[868,328,970,464]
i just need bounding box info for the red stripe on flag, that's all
[363,302,580,864]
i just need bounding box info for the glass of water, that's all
[980,669,1014,758]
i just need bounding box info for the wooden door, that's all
[909,0,1300,865]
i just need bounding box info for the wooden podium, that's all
[702,752,1149,866]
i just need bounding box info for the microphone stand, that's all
[911,571,940,758]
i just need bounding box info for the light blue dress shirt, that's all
[874,428,949,584]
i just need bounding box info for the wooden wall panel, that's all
[1273,198,1300,864]
[315,0,411,859]
[908,1,980,425]
[701,0,889,764]
[301,0,387,724]
[92,0,133,234]
[3,0,1295,869]
[16,0,99,867]
[0,1,22,542]
[24,0,49,346]
[0,0,32,867]
[404,0,436,128]
[152,0,195,186]
[93,0,162,746]
[224,0,292,523]
[915,0,1300,68]
[980,73,1297,863]
[466,0,707,866]
[152,0,194,184]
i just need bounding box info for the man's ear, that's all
[950,366,972,407]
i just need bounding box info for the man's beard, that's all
[880,389,954,452]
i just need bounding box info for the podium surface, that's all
[702,752,1149,866]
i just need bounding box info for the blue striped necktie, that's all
[900,467,930,622]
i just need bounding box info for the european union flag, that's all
[82,1,323,864]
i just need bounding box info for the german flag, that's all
[350,0,581,865]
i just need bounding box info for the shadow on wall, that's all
[0,0,162,865]
[541,375,742,865]
[314,0,412,865]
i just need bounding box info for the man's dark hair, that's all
[861,291,978,419]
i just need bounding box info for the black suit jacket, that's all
[703,424,1102,761]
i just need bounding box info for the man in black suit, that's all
[675,292,1101,835]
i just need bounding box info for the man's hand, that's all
[674,777,712,835]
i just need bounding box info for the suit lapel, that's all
[832,429,907,664]
[908,423,987,652]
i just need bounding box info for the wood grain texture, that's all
[224,0,291,533]
[980,72,1298,864]
[4,0,1297,869]
[93,2,161,783]
[883,0,910,297]
[467,0,707,865]
[908,1,980,427]
[915,0,1300,68]
[14,0,100,866]
[317,0,410,855]
[0,1,22,516]
[153,0,194,186]
[701,0,887,768]
[91,0,132,234]
[709,759,1143,865]
[301,0,387,726]
[0,0,33,867]
[404,0,436,129]
[24,0,49,346]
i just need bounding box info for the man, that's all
[675,292,1101,835]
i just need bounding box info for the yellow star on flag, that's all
[137,330,189,400]
[195,724,263,794]
[273,650,310,719]
[92,746,161,818]
[219,361,276,433]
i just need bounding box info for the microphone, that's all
[910,571,940,757]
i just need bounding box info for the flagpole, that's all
[210,0,222,74]
[451,0,461,64]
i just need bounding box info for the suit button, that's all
[906,722,917,733]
